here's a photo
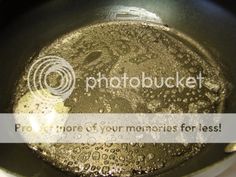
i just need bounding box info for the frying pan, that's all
[0,0,236,176]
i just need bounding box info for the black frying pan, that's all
[0,0,236,177]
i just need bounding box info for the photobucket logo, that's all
[27,56,75,103]
[85,72,204,92]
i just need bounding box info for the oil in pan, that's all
[14,21,228,176]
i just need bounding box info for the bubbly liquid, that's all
[14,21,228,176]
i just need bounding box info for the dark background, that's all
[0,0,236,29]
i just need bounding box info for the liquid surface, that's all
[14,21,228,176]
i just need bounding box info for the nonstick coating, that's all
[0,0,236,177]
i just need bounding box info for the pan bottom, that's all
[13,21,228,176]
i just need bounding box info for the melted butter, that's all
[13,21,229,176]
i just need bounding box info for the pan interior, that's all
[13,21,228,176]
